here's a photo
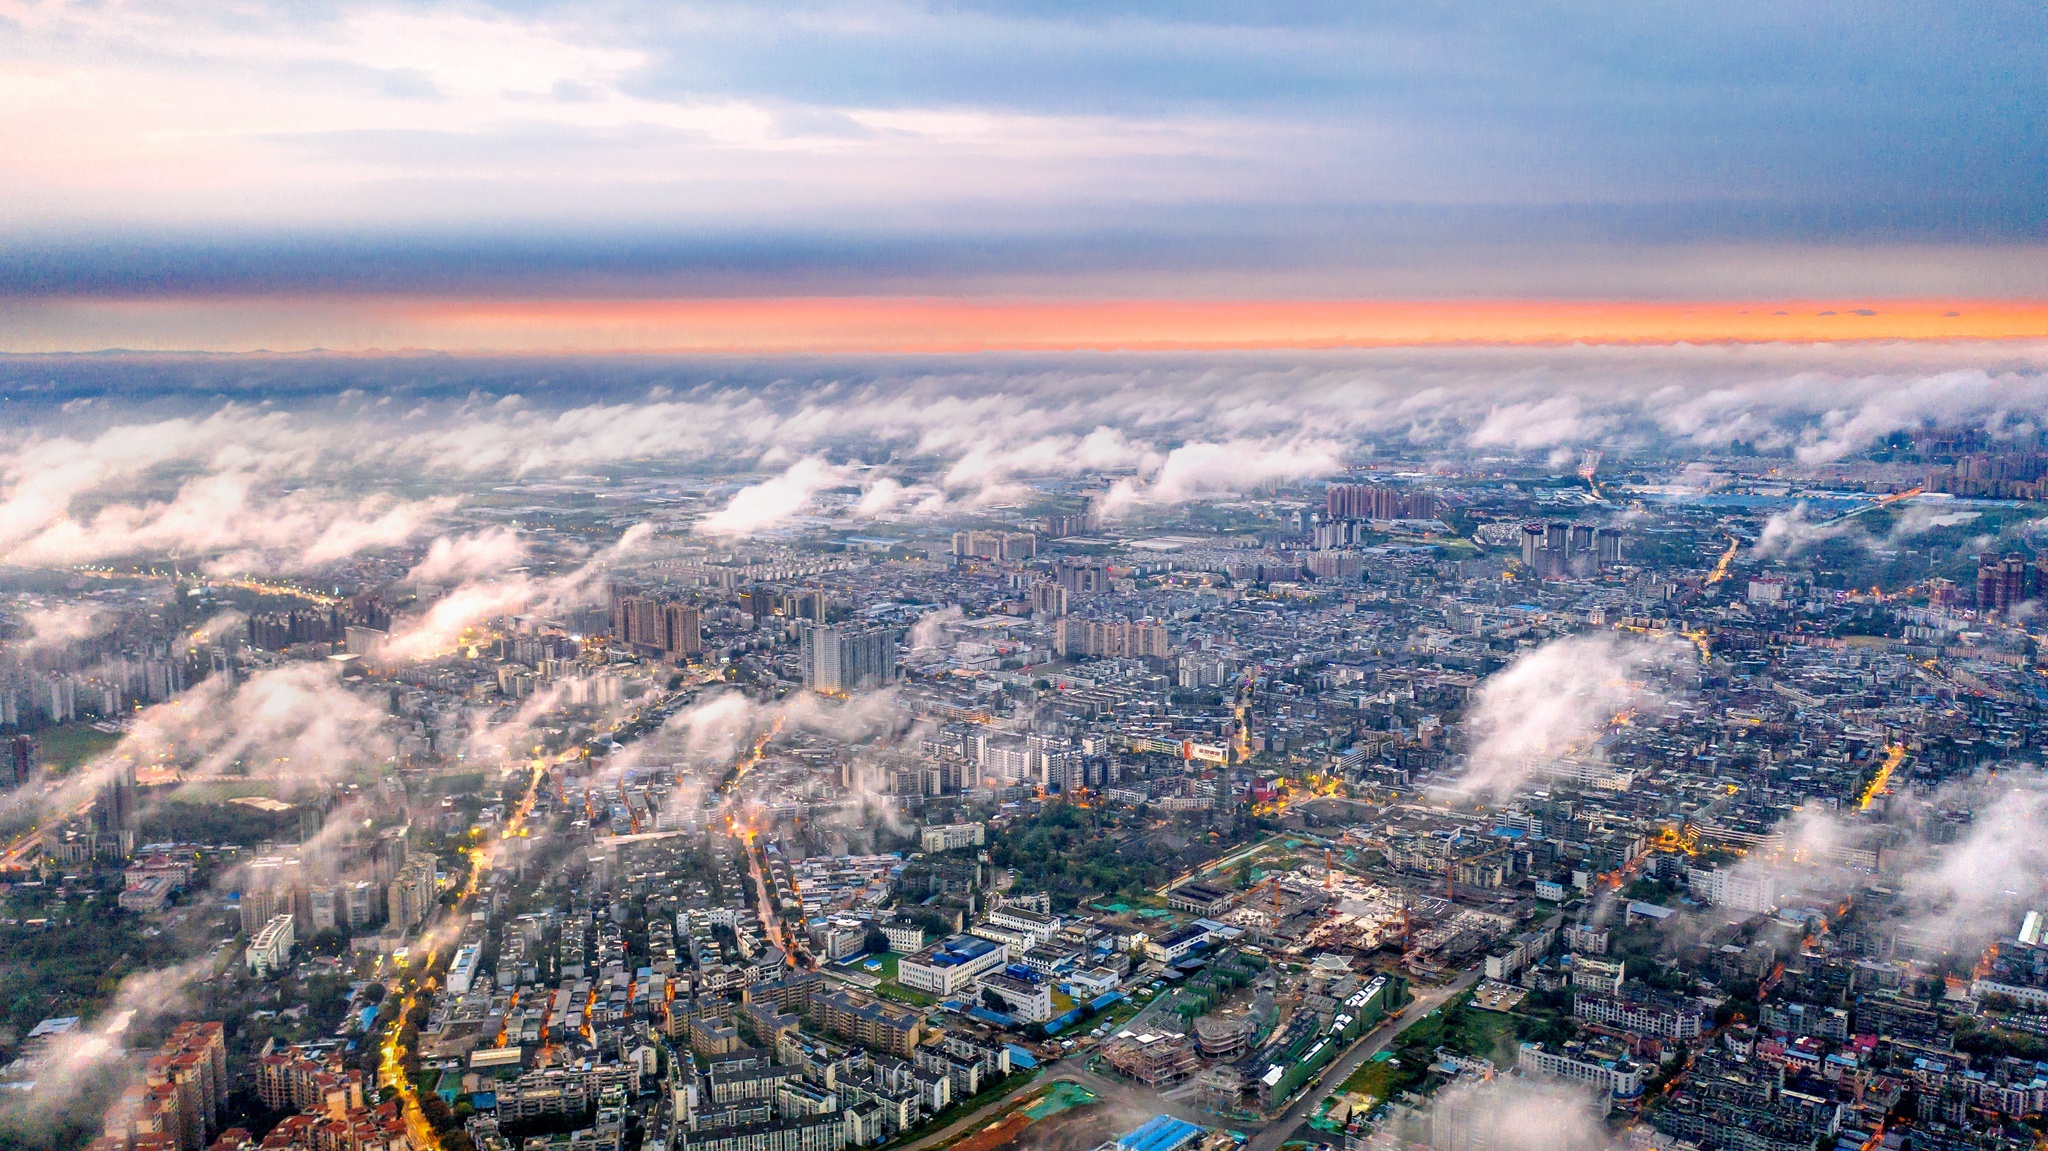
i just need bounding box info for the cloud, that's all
[4,661,398,828]
[8,602,113,656]
[7,955,220,1124]
[1753,503,1863,559]
[379,577,539,662]
[0,407,460,569]
[1693,767,2048,953]
[1897,771,2048,948]
[407,527,530,586]
[1470,396,1608,452]
[1755,497,1986,560]
[853,477,911,517]
[698,457,849,536]
[378,523,651,660]
[907,606,962,653]
[1095,437,1344,519]
[1458,632,1690,799]
[0,345,2045,582]
[1390,1075,1616,1151]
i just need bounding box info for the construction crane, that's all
[1250,874,1284,911]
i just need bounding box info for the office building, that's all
[897,935,1008,997]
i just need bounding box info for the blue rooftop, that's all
[1120,1116,1205,1151]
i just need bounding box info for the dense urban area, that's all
[6,409,2048,1151]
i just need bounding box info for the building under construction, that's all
[1100,1030,1202,1087]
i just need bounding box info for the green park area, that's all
[33,724,124,774]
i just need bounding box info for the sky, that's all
[2,0,2045,351]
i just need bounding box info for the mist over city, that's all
[3,5,2047,1151]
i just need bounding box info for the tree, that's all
[418,1093,454,1132]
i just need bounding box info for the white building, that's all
[1571,957,1626,996]
[1689,866,1778,913]
[1517,1042,1646,1103]
[981,906,1057,948]
[976,971,1053,1023]
[881,923,926,954]
[897,936,1009,997]
[920,823,985,853]
[247,913,297,977]
[447,942,482,994]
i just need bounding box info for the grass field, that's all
[1338,1054,1421,1107]
[164,779,281,802]
[33,724,124,773]
[861,954,939,1008]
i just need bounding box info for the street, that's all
[1241,970,1479,1151]
[891,967,1480,1151]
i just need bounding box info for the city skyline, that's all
[5,7,2048,1151]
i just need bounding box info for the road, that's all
[379,753,552,1151]
[1241,969,1478,1151]
[891,968,1479,1151]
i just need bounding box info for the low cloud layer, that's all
[1459,632,1690,799]
[1,345,2046,557]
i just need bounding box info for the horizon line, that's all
[10,296,2048,355]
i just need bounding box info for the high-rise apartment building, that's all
[663,602,704,656]
[612,586,706,658]
[3,734,36,788]
[1042,511,1098,538]
[951,530,1038,562]
[386,855,438,930]
[1029,582,1069,618]
[800,624,896,694]
[1518,521,1625,577]
[94,761,138,857]
[1054,618,1169,659]
[1976,553,2048,614]
[1054,560,1110,596]
[1325,483,1437,521]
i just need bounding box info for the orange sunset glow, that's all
[390,296,2048,353]
[18,295,2048,355]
